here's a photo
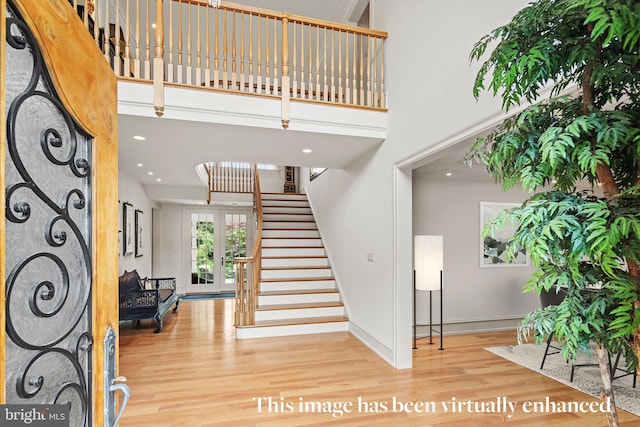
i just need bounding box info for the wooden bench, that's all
[118,270,179,333]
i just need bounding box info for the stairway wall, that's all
[306,0,531,369]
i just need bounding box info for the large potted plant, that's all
[468,1,640,425]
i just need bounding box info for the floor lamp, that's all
[413,235,444,350]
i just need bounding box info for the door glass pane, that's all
[225,214,248,287]
[191,213,215,286]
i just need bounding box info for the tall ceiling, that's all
[117,0,487,193]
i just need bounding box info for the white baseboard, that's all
[349,321,395,367]
[415,317,522,338]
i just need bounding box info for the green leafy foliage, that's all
[469,0,640,369]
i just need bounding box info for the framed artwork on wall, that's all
[123,202,134,255]
[480,201,529,267]
[135,209,143,257]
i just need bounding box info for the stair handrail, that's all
[234,164,261,326]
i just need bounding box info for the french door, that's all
[186,208,251,294]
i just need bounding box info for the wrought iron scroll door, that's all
[5,2,94,425]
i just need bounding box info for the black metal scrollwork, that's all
[5,2,93,426]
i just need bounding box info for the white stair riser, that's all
[262,247,325,257]
[255,306,345,321]
[261,268,332,280]
[263,207,312,215]
[263,221,317,230]
[259,280,337,292]
[262,257,329,268]
[258,293,340,305]
[263,213,314,221]
[262,200,310,208]
[262,193,308,201]
[262,238,322,247]
[262,229,319,238]
[236,321,349,339]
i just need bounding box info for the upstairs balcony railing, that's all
[71,0,388,128]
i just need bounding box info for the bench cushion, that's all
[119,270,142,293]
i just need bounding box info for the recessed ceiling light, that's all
[198,202,205,205]
[302,148,312,153]
[156,178,162,182]
[137,163,144,167]
[148,172,154,175]
[133,135,146,141]
[445,172,452,177]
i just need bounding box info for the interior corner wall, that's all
[412,176,539,334]
[299,167,311,193]
[118,170,153,276]
[306,145,396,365]
[305,0,531,368]
[152,203,184,289]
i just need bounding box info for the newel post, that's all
[281,15,290,129]
[154,0,165,117]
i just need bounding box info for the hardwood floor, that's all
[118,299,640,426]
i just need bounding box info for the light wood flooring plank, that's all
[118,299,640,426]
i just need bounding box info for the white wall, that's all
[152,203,183,284]
[306,0,530,368]
[412,176,539,334]
[118,170,154,276]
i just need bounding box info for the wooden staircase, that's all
[235,192,349,338]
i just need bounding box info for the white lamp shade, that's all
[414,235,443,291]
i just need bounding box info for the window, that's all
[310,167,327,180]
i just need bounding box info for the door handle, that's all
[110,377,130,426]
[104,327,130,427]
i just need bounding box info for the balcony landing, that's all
[117,80,387,188]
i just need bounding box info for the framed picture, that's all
[135,209,143,257]
[123,202,134,255]
[480,201,529,267]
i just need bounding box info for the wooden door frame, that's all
[1,0,118,424]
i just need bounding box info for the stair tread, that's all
[262,255,327,259]
[262,216,315,222]
[262,192,307,195]
[256,301,343,310]
[263,220,316,223]
[262,206,309,209]
[263,228,319,231]
[262,265,331,270]
[239,315,349,328]
[259,289,338,296]
[262,236,321,239]
[262,199,309,208]
[260,277,335,283]
[263,213,313,216]
[262,247,325,250]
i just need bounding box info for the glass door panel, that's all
[189,212,219,293]
[222,212,248,292]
